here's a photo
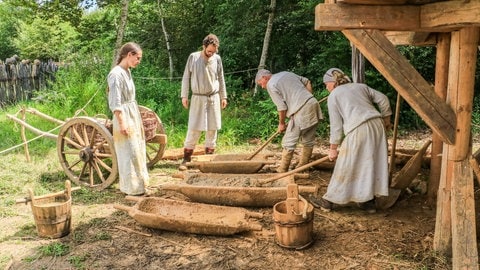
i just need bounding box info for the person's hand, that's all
[182,97,189,109]
[119,122,129,136]
[277,122,286,133]
[221,99,227,109]
[328,149,338,161]
[383,117,392,131]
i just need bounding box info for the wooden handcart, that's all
[7,106,167,190]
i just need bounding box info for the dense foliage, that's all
[0,0,479,153]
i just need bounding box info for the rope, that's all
[135,67,259,81]
[0,87,101,155]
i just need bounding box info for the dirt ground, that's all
[1,132,470,270]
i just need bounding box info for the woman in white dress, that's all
[309,68,392,213]
[107,42,150,196]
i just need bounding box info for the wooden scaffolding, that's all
[315,0,480,268]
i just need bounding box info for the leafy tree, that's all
[0,2,18,60]
[13,15,79,61]
[77,7,117,55]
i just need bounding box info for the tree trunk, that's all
[157,0,174,81]
[256,0,276,93]
[112,0,130,69]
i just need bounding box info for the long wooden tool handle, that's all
[257,156,330,186]
[389,93,402,181]
[245,131,280,160]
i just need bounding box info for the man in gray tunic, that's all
[255,69,323,172]
[309,68,392,213]
[179,34,227,170]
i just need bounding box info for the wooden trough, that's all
[159,173,318,207]
[114,196,264,236]
[186,153,276,173]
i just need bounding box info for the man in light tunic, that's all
[309,68,392,213]
[179,34,227,170]
[108,42,149,196]
[255,69,323,172]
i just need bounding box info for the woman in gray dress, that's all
[309,68,392,213]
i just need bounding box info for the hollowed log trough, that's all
[159,173,319,207]
[114,196,263,236]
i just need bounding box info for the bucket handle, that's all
[16,181,80,205]
[298,195,308,219]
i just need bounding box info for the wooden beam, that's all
[422,1,480,30]
[315,4,420,31]
[451,159,478,268]
[427,32,450,207]
[447,27,479,161]
[315,2,480,32]
[338,0,407,4]
[342,29,456,144]
[446,27,479,266]
[383,31,437,45]
[434,144,453,256]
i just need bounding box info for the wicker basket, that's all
[140,110,158,142]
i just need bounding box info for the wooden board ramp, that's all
[114,196,263,236]
[390,140,432,189]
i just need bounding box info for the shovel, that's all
[253,156,330,186]
[245,130,280,160]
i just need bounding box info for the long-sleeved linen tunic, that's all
[108,65,149,195]
[324,83,392,204]
[266,71,322,131]
[181,51,227,131]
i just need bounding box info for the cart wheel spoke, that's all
[57,117,118,190]
[93,156,113,173]
[62,136,83,150]
[82,124,91,147]
[71,124,86,146]
[91,159,107,184]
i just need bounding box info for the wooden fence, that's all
[0,60,58,107]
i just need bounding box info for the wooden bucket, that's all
[29,180,72,238]
[273,184,314,249]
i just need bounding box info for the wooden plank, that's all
[338,0,407,4]
[315,4,420,31]
[422,1,480,30]
[451,159,478,268]
[315,2,480,32]
[433,144,453,255]
[342,29,456,144]
[447,27,479,161]
[383,31,437,45]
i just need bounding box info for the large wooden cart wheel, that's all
[139,105,167,168]
[57,116,118,190]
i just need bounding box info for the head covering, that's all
[323,68,344,83]
[323,68,352,86]
[255,69,272,83]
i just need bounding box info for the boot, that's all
[296,146,313,168]
[277,149,294,173]
[178,148,194,171]
[205,147,215,155]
